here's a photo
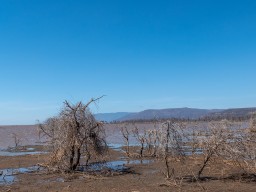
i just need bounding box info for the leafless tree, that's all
[38,97,107,172]
[159,121,185,179]
[132,125,147,158]
[11,133,21,149]
[145,129,159,157]
[120,124,131,157]
[37,125,43,142]
[224,117,256,174]
[196,120,233,179]
[144,122,161,157]
[249,112,256,132]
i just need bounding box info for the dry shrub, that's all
[39,98,107,172]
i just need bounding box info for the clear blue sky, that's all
[1,0,256,124]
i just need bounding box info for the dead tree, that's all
[38,97,107,172]
[159,121,184,179]
[37,125,43,142]
[151,129,160,157]
[249,112,256,132]
[244,115,256,172]
[11,133,21,149]
[145,129,160,157]
[196,120,232,179]
[132,125,146,158]
[145,130,154,156]
[224,118,256,174]
[120,124,131,157]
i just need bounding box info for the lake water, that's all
[0,122,249,151]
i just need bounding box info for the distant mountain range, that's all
[94,112,133,122]
[206,107,256,119]
[94,107,256,122]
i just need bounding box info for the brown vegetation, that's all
[38,98,107,172]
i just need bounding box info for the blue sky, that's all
[0,0,256,124]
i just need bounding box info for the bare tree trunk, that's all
[164,154,170,178]
[121,126,130,157]
[132,125,146,158]
[72,148,81,170]
[198,154,211,178]
[70,145,75,170]
[164,122,171,178]
[140,142,144,158]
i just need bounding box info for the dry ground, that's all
[1,123,256,191]
[1,148,256,192]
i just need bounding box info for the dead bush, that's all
[39,98,107,172]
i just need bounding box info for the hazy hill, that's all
[94,107,256,122]
[117,108,222,121]
[206,107,256,119]
[95,108,222,122]
[94,112,133,122]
